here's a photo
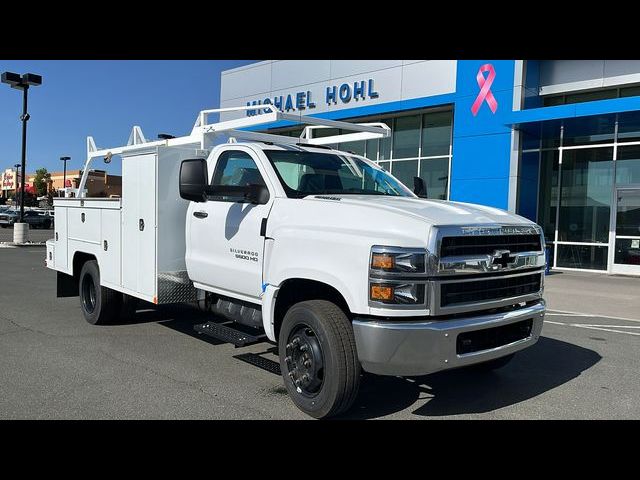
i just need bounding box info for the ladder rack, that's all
[76,105,391,197]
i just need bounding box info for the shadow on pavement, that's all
[341,336,601,419]
[113,303,227,346]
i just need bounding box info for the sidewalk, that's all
[544,269,640,320]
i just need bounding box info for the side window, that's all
[210,150,267,202]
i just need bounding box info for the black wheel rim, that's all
[284,323,325,397]
[81,274,97,314]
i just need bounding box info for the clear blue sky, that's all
[0,60,256,175]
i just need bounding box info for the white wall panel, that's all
[401,60,456,100]
[271,60,331,90]
[330,60,403,78]
[219,60,458,121]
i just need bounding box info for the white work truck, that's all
[46,105,546,418]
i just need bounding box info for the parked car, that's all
[0,209,53,229]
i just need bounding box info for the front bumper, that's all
[353,301,545,376]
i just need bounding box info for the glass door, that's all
[612,188,640,274]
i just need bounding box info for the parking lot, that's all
[1,246,639,419]
[0,225,53,244]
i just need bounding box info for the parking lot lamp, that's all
[1,72,43,223]
[14,163,20,209]
[60,156,70,197]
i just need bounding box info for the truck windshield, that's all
[264,150,414,198]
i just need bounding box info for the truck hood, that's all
[304,195,532,226]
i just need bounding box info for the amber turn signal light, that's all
[370,284,393,301]
[371,253,395,270]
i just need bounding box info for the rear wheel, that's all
[278,300,360,419]
[79,260,121,325]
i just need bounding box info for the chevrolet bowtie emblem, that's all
[491,249,514,269]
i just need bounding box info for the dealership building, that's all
[219,60,640,275]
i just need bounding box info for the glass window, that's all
[541,122,562,149]
[616,146,640,185]
[365,138,378,161]
[392,115,420,159]
[338,140,365,156]
[615,189,640,237]
[617,111,640,143]
[614,239,640,265]
[542,95,565,107]
[419,157,449,200]
[390,160,419,189]
[537,150,559,243]
[556,245,608,270]
[558,147,613,243]
[314,128,340,138]
[421,111,452,157]
[563,116,615,146]
[565,89,617,104]
[212,151,266,187]
[378,161,390,172]
[264,150,413,198]
[379,119,392,161]
[620,85,640,98]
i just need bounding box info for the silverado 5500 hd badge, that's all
[230,248,259,262]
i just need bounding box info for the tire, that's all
[0,225,6,228]
[278,300,361,419]
[79,260,122,325]
[467,353,515,372]
[43,220,51,229]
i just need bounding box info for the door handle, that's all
[193,211,208,219]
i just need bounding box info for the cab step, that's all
[234,352,281,375]
[194,321,265,347]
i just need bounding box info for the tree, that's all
[33,168,51,197]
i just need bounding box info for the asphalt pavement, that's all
[0,247,638,419]
[0,226,53,244]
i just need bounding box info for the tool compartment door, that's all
[54,206,69,273]
[122,152,157,300]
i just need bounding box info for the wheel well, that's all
[73,252,97,279]
[273,279,351,339]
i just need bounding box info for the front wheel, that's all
[278,300,361,419]
[79,260,121,325]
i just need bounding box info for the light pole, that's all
[60,156,70,197]
[13,163,20,209]
[1,71,42,225]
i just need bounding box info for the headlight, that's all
[369,246,429,307]
[370,247,426,274]
[370,282,425,304]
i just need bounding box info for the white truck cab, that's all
[46,106,546,418]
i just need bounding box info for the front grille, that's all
[440,234,542,257]
[456,318,533,355]
[440,273,541,307]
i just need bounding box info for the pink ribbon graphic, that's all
[471,64,498,116]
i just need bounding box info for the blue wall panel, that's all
[449,60,517,210]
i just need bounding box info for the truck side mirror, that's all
[413,176,427,198]
[179,159,208,202]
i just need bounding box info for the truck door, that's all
[186,148,273,301]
